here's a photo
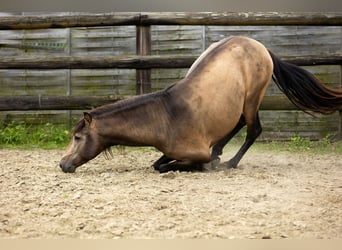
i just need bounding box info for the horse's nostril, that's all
[68,167,76,173]
[59,159,66,169]
[60,163,76,173]
[61,166,71,173]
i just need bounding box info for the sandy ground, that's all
[0,146,341,239]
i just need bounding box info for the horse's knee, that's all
[169,147,211,164]
[157,161,203,173]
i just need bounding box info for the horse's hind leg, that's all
[208,115,246,168]
[223,112,262,168]
[158,117,246,172]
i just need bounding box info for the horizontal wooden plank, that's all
[0,96,126,111]
[259,110,340,138]
[0,54,341,70]
[1,95,341,114]
[0,95,306,111]
[71,26,136,38]
[0,12,342,30]
[259,96,297,110]
[143,12,342,26]
[0,13,141,30]
[0,111,71,126]
[0,55,193,69]
[205,26,342,57]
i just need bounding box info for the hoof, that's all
[158,164,173,173]
[211,157,221,168]
[201,157,221,170]
[153,164,160,171]
[222,160,238,169]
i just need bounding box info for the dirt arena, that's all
[0,145,341,239]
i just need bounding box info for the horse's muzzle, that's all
[59,159,76,173]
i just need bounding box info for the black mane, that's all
[89,90,168,119]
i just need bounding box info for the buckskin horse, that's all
[59,36,342,173]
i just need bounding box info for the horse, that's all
[59,36,342,173]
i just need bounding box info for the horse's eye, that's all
[74,135,81,141]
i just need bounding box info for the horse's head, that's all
[59,112,106,173]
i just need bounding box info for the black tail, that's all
[268,50,342,115]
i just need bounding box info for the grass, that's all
[252,135,342,154]
[0,122,341,154]
[0,122,70,149]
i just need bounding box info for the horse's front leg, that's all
[152,155,174,171]
[158,160,205,173]
[156,142,211,173]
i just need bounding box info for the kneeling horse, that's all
[59,36,342,173]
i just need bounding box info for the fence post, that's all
[136,25,151,95]
[338,64,342,140]
[338,110,342,140]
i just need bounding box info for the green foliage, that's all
[288,134,313,152]
[0,121,341,154]
[285,133,342,153]
[256,134,342,154]
[0,122,70,149]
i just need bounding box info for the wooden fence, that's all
[0,12,341,139]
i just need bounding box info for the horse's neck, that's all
[101,94,170,148]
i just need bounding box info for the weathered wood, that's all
[339,64,342,140]
[0,55,192,69]
[259,96,297,110]
[338,111,342,140]
[0,96,126,111]
[0,95,304,111]
[0,42,66,51]
[136,25,152,94]
[0,13,341,140]
[0,12,342,30]
[284,55,342,66]
[141,12,342,26]
[0,13,140,30]
[0,54,341,69]
[3,95,340,112]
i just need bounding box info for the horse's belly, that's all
[190,91,244,146]
[205,107,243,146]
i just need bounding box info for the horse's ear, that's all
[83,112,92,126]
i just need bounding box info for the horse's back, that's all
[186,36,272,83]
[165,36,273,152]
